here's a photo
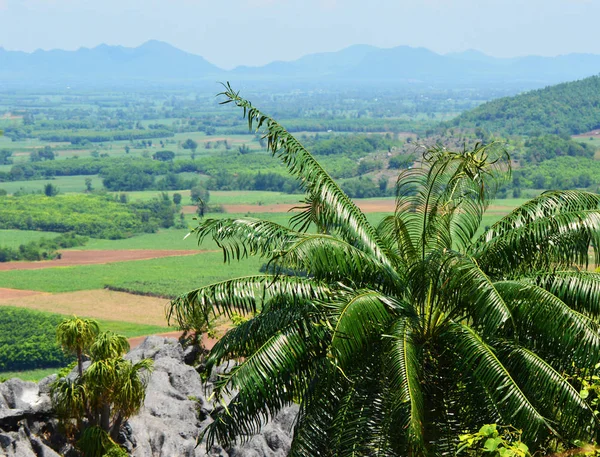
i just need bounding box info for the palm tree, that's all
[168,85,600,456]
[52,323,153,446]
[56,316,99,377]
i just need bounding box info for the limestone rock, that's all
[0,422,61,457]
[125,337,297,457]
[0,336,298,457]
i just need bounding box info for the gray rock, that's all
[0,423,60,457]
[0,379,39,410]
[126,335,184,363]
[0,336,298,457]
[126,337,297,457]
[227,405,298,457]
[0,378,51,415]
[126,338,207,456]
[37,375,57,395]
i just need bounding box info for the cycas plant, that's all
[168,84,600,456]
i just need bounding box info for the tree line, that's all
[0,194,178,239]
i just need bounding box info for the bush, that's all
[0,307,74,372]
[0,194,167,238]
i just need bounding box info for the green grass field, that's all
[0,229,61,246]
[210,190,304,205]
[0,367,59,382]
[0,251,264,297]
[0,174,101,194]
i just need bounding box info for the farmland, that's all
[0,85,597,381]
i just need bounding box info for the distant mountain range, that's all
[1,40,600,89]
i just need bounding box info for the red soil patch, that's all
[0,288,45,300]
[0,249,202,271]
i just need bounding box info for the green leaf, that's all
[483,437,502,452]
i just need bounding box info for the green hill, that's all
[450,74,600,136]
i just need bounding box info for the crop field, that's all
[0,291,173,327]
[0,251,262,295]
[0,174,102,194]
[0,186,524,380]
[0,229,61,245]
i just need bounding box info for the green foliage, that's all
[56,316,100,376]
[77,426,127,457]
[43,182,59,197]
[0,232,88,262]
[341,176,389,198]
[169,89,600,455]
[35,128,174,144]
[452,75,600,136]
[52,320,153,442]
[0,149,12,165]
[182,138,198,151]
[515,157,600,190]
[308,133,400,157]
[230,311,251,327]
[152,150,175,161]
[30,146,55,162]
[0,307,74,372]
[388,153,416,169]
[457,425,529,457]
[522,135,594,164]
[238,144,251,154]
[190,185,210,204]
[0,194,174,238]
[101,163,156,191]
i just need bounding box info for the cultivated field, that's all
[0,193,526,379]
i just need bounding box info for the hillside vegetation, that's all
[450,74,600,136]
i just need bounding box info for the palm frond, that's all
[271,234,404,293]
[529,270,600,318]
[205,299,326,374]
[167,274,332,329]
[446,321,553,441]
[202,314,326,449]
[327,359,388,457]
[327,290,403,368]
[435,253,514,335]
[473,210,600,275]
[495,280,600,368]
[289,361,344,457]
[218,83,391,266]
[395,143,509,258]
[477,190,600,245]
[496,343,598,440]
[376,215,417,268]
[191,217,298,262]
[385,317,426,456]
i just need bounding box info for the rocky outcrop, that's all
[123,336,297,457]
[0,376,65,456]
[0,336,297,456]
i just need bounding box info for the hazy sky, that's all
[0,0,598,68]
